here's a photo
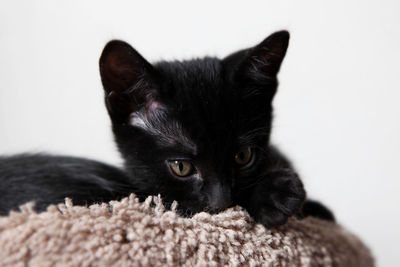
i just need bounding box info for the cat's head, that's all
[99,31,289,215]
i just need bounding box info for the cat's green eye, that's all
[235,147,253,167]
[169,160,194,177]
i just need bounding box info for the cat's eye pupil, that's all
[178,162,184,172]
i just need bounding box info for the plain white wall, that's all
[1,0,399,265]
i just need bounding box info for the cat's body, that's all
[0,31,334,226]
[0,154,134,215]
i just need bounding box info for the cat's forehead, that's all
[129,58,237,153]
[154,58,234,121]
[155,58,224,95]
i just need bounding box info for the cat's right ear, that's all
[99,40,156,121]
[224,31,289,88]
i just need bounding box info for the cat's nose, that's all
[207,184,232,212]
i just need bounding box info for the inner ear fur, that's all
[99,40,158,121]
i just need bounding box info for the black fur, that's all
[0,31,334,226]
[0,154,134,215]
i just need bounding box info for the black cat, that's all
[0,31,334,226]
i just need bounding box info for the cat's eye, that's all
[235,147,254,167]
[168,160,194,177]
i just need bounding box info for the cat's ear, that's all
[99,40,158,121]
[232,31,289,84]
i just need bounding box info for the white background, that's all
[1,1,399,265]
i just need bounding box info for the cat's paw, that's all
[247,169,306,227]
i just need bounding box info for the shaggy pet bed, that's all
[0,194,373,267]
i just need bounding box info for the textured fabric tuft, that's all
[0,194,374,266]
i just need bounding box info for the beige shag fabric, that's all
[0,194,373,267]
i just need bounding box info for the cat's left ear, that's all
[99,40,154,94]
[99,40,160,122]
[230,31,290,85]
